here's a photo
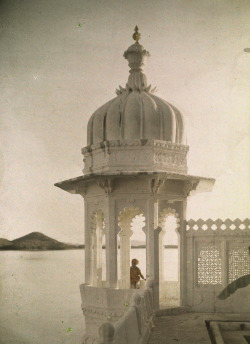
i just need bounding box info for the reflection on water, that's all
[19,252,50,260]
[0,250,85,344]
[0,248,177,344]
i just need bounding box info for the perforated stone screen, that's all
[229,245,250,283]
[197,244,222,285]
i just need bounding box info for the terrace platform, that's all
[148,311,250,344]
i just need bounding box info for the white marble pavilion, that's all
[55,27,215,343]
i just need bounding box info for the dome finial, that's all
[121,28,150,93]
[132,25,141,43]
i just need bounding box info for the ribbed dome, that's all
[86,27,186,147]
[87,93,186,145]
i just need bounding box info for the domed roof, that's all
[87,93,185,145]
[86,27,186,147]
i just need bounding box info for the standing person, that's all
[130,258,145,289]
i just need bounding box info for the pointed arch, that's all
[159,207,180,231]
[118,206,146,289]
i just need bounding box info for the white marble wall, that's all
[186,218,250,312]
[82,139,189,175]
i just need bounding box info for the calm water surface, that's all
[0,250,85,344]
[0,248,177,344]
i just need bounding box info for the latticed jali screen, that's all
[228,245,250,283]
[197,244,222,285]
[186,218,250,286]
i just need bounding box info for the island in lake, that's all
[0,232,84,251]
[0,232,148,250]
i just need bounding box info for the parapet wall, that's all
[185,218,250,313]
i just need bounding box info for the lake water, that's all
[0,248,177,344]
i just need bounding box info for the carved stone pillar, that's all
[88,209,105,287]
[158,229,165,285]
[175,200,187,307]
[147,178,164,280]
[85,202,91,285]
[153,226,161,310]
[91,229,97,286]
[147,195,160,309]
[119,223,133,289]
[105,197,118,288]
[96,226,104,287]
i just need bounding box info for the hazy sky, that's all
[0,0,249,243]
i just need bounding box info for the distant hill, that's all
[130,240,145,248]
[0,232,84,251]
[0,238,13,247]
[0,232,147,251]
[115,240,145,249]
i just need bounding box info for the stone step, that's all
[156,306,188,317]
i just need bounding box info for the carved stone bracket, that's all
[184,179,199,196]
[71,184,87,198]
[97,178,114,195]
[150,178,164,194]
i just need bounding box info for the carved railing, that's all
[99,280,155,344]
[186,218,250,235]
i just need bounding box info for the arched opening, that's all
[118,207,145,289]
[159,208,180,308]
[130,214,146,289]
[90,210,105,287]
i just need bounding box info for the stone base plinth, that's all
[159,281,180,308]
[80,284,144,343]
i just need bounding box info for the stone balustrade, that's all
[99,280,155,344]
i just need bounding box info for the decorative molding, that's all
[82,139,189,175]
[82,139,189,154]
[118,206,145,234]
[154,151,187,167]
[82,305,125,318]
[159,207,180,229]
[112,150,151,163]
[186,218,250,236]
[154,140,189,151]
[115,84,157,96]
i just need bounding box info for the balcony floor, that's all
[148,312,250,344]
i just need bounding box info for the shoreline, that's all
[0,245,178,251]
